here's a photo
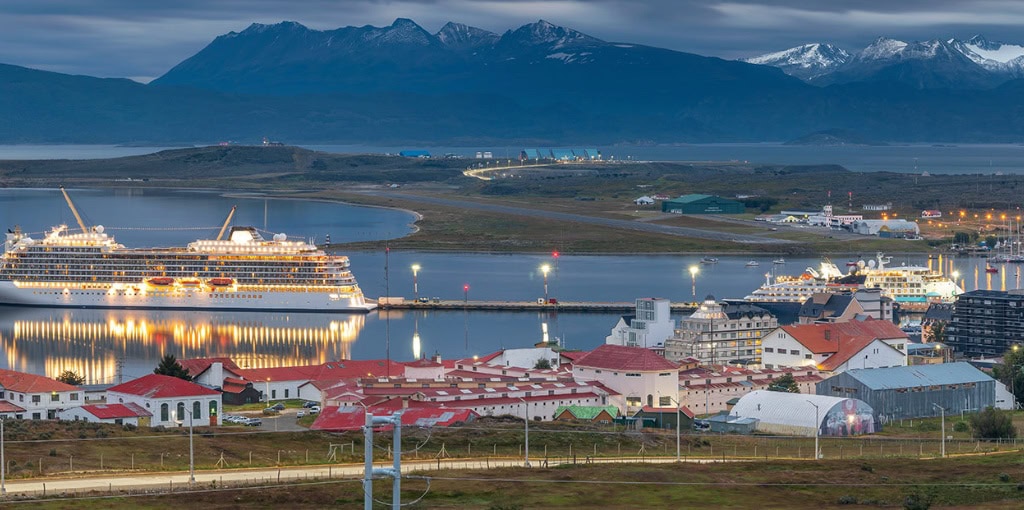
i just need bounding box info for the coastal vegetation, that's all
[2,145,1021,254]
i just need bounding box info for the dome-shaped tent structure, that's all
[731,390,876,437]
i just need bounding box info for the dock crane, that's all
[216,206,237,241]
[60,187,89,234]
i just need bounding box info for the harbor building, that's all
[661,194,744,214]
[760,319,908,373]
[663,296,776,365]
[947,289,1024,358]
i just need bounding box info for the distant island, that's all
[784,129,888,147]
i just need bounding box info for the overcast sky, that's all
[5,0,1024,82]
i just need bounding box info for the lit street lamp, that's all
[173,407,196,486]
[463,284,469,304]
[518,397,531,467]
[806,400,820,460]
[411,264,421,301]
[688,265,699,299]
[540,264,551,302]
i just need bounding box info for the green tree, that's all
[154,354,193,381]
[969,406,1017,441]
[927,322,947,345]
[767,373,800,393]
[56,370,85,386]
[993,346,1024,408]
[533,358,552,370]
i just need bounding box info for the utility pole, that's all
[807,400,820,460]
[364,411,404,510]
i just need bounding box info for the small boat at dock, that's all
[745,260,759,267]
[773,258,786,265]
[700,257,719,264]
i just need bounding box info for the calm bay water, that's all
[3,143,1024,174]
[0,189,1015,384]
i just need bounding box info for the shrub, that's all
[953,421,969,433]
[1000,473,1011,482]
[48,448,57,457]
[970,407,1018,441]
[837,495,858,505]
[903,491,933,510]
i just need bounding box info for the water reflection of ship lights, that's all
[6,312,364,384]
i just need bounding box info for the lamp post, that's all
[518,397,530,467]
[952,270,960,294]
[688,266,699,299]
[463,284,469,304]
[265,378,271,403]
[1,416,5,496]
[660,393,682,462]
[174,407,196,486]
[806,400,820,460]
[540,264,551,302]
[933,403,946,458]
[411,264,420,301]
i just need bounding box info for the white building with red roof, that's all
[761,320,908,374]
[0,368,80,420]
[106,374,222,428]
[572,344,680,413]
[678,365,825,415]
[58,403,152,426]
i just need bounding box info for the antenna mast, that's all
[59,187,89,234]
[216,206,237,241]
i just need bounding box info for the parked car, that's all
[262,408,280,416]
[302,401,318,408]
[296,410,306,418]
[309,406,321,415]
[245,418,263,427]
[271,403,285,411]
[417,297,430,303]
[693,419,710,431]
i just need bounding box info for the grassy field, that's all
[22,455,1024,509]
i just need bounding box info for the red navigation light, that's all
[552,250,559,259]
[463,284,469,291]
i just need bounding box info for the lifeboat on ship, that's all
[209,278,234,287]
[147,277,174,286]
[180,279,202,286]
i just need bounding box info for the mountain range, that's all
[745,35,1024,89]
[4,19,1024,144]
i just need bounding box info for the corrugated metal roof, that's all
[841,362,993,390]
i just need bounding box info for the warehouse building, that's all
[815,363,997,421]
[661,194,745,214]
[730,390,877,437]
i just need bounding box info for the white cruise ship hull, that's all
[0,281,377,313]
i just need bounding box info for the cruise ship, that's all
[0,189,376,312]
[744,253,961,305]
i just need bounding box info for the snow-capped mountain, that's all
[745,35,1023,88]
[435,22,500,50]
[742,43,850,80]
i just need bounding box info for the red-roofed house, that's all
[761,320,908,373]
[107,374,222,427]
[310,405,477,432]
[58,403,152,426]
[572,344,680,414]
[0,368,80,420]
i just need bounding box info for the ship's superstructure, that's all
[0,189,375,312]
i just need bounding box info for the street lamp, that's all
[411,264,421,301]
[659,393,682,462]
[933,403,946,458]
[463,284,469,303]
[173,407,196,486]
[540,264,551,302]
[688,266,699,299]
[1,416,5,495]
[518,397,531,467]
[806,400,820,460]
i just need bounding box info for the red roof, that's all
[0,369,76,394]
[178,358,242,378]
[637,405,695,419]
[310,404,477,431]
[235,359,406,383]
[780,320,908,354]
[81,403,152,419]
[402,358,444,368]
[819,337,896,371]
[573,345,679,371]
[558,351,589,362]
[108,374,220,399]
[0,400,25,413]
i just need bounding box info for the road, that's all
[0,456,728,497]
[359,191,794,245]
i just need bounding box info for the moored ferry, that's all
[0,189,376,312]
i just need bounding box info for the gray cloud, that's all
[0,0,1022,81]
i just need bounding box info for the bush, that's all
[903,491,933,510]
[953,421,969,433]
[48,448,57,457]
[837,495,858,505]
[1000,473,1012,482]
[970,407,1018,441]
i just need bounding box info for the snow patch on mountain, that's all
[858,37,908,60]
[745,43,849,68]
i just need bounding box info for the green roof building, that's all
[662,194,744,214]
[554,405,619,423]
